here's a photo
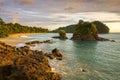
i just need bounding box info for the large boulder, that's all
[52,30,68,40]
[59,30,68,39]
[46,48,63,60]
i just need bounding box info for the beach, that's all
[0,33,37,46]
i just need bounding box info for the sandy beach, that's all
[0,33,38,46]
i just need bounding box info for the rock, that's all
[59,30,68,40]
[26,40,53,45]
[44,40,53,43]
[46,48,63,60]
[96,37,110,41]
[111,40,115,42]
[52,48,63,57]
[52,36,61,39]
[52,30,68,40]
[71,20,110,41]
[0,41,61,80]
[80,68,87,72]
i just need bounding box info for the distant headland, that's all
[52,20,109,34]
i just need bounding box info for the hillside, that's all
[92,21,109,33]
[52,24,75,33]
[0,18,49,38]
[52,20,109,34]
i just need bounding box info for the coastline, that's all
[0,33,39,46]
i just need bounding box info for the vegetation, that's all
[52,20,109,34]
[52,24,75,33]
[74,20,98,37]
[92,21,109,33]
[71,20,99,40]
[59,30,67,39]
[0,18,49,38]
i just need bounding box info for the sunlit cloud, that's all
[13,0,33,5]
[64,7,75,11]
[0,0,120,32]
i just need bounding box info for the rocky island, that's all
[52,20,110,34]
[71,20,109,41]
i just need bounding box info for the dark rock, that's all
[80,68,87,72]
[43,40,53,43]
[52,36,68,40]
[111,40,115,42]
[46,48,63,60]
[52,36,61,39]
[26,40,53,45]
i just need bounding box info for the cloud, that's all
[0,0,120,31]
[13,0,33,5]
[64,7,75,11]
[0,0,4,6]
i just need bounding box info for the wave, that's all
[20,35,29,38]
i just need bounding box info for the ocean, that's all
[19,33,120,80]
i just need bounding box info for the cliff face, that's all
[71,20,99,41]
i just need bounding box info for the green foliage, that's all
[0,18,49,38]
[59,30,66,38]
[92,21,109,33]
[52,20,109,34]
[0,18,5,25]
[52,24,75,33]
[74,21,98,37]
[0,26,8,38]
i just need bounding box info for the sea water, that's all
[21,33,120,80]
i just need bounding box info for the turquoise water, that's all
[23,33,120,80]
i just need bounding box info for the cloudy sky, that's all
[0,0,120,32]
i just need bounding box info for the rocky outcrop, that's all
[0,41,61,80]
[71,20,109,41]
[46,48,63,60]
[25,40,53,45]
[52,30,68,40]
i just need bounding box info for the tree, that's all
[0,18,49,38]
[71,20,98,40]
[92,21,109,33]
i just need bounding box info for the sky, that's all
[0,0,120,32]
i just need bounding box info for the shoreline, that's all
[0,33,40,46]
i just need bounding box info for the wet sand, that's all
[0,33,38,46]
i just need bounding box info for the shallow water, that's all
[20,33,120,80]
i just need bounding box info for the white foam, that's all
[20,35,28,38]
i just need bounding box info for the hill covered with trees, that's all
[52,24,75,33]
[0,18,49,38]
[92,21,109,33]
[71,20,109,41]
[52,20,109,34]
